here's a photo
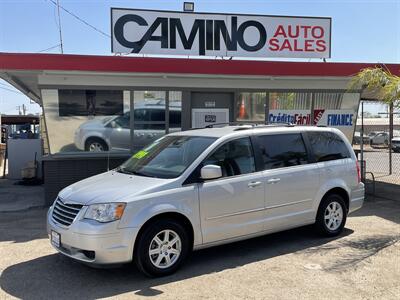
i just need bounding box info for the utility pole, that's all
[16,106,21,115]
[22,104,27,115]
[56,0,64,53]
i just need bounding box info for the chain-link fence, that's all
[354,100,400,197]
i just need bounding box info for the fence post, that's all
[360,101,364,180]
[389,102,393,175]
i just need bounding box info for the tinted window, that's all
[134,109,150,122]
[308,132,350,162]
[134,124,165,130]
[150,109,165,122]
[203,137,255,177]
[169,110,181,128]
[113,113,130,128]
[257,134,308,170]
[58,90,123,116]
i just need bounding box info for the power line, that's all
[36,44,61,53]
[47,0,110,38]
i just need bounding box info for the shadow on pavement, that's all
[0,208,48,243]
[0,226,353,299]
[352,194,400,225]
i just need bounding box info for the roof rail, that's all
[204,122,252,128]
[204,122,295,129]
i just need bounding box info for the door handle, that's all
[248,181,262,188]
[267,178,281,184]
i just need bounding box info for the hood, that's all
[58,171,174,205]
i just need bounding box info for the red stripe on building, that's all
[1,52,399,77]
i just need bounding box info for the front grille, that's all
[52,197,83,226]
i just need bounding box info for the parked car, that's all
[352,131,369,145]
[369,132,390,147]
[392,137,400,153]
[74,102,181,151]
[48,125,364,277]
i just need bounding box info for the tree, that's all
[349,67,400,108]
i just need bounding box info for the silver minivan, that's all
[47,125,364,277]
[74,102,181,152]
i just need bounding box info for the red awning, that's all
[1,52,399,77]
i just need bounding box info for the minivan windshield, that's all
[117,135,217,179]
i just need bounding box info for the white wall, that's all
[8,139,42,179]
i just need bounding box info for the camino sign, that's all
[111,8,331,58]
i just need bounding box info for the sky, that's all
[0,0,399,115]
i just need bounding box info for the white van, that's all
[47,125,364,277]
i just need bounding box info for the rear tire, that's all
[134,219,190,277]
[314,194,347,237]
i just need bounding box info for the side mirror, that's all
[200,164,222,180]
[110,121,117,128]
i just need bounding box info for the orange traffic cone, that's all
[239,98,246,119]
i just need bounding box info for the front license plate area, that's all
[51,230,60,248]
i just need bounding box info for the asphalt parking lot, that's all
[0,197,399,300]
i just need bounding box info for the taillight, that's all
[356,160,361,183]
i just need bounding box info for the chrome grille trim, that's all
[52,197,83,227]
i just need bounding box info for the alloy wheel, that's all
[88,142,104,151]
[148,229,182,269]
[324,201,344,231]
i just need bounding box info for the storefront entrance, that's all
[191,92,234,128]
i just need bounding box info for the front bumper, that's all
[73,130,85,151]
[47,207,138,265]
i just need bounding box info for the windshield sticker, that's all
[132,150,148,159]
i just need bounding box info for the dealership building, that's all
[1,9,399,203]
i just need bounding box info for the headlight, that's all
[84,203,126,223]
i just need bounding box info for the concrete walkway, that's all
[0,179,44,212]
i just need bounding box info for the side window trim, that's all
[302,132,317,164]
[250,135,265,172]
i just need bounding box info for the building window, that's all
[236,92,266,122]
[169,91,182,130]
[58,89,124,116]
[133,91,182,150]
[42,89,130,153]
[268,92,312,125]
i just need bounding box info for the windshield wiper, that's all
[131,171,156,178]
[116,167,155,178]
[116,167,135,175]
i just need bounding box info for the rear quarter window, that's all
[308,131,351,162]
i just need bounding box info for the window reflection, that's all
[236,93,266,122]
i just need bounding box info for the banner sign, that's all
[269,110,355,126]
[111,8,331,58]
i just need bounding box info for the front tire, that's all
[315,194,347,237]
[84,137,108,152]
[134,219,190,277]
